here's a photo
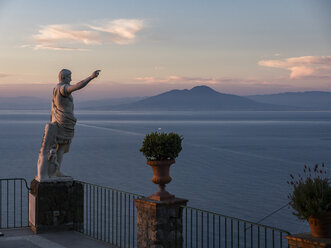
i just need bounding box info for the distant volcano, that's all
[115,85,289,110]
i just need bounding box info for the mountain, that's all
[247,91,331,110]
[76,96,146,110]
[0,96,50,110]
[4,87,330,111]
[114,86,290,110]
[0,96,145,110]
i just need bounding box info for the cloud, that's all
[88,19,144,45]
[25,19,145,51]
[258,56,331,79]
[29,24,101,50]
[135,76,217,84]
[33,24,101,45]
[0,73,11,78]
[132,75,296,96]
[134,75,272,86]
[21,44,90,51]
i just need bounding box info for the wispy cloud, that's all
[21,44,90,51]
[88,19,144,45]
[0,73,11,78]
[26,24,100,50]
[258,56,331,79]
[134,75,274,86]
[133,75,296,95]
[135,76,217,84]
[24,19,145,51]
[34,24,101,45]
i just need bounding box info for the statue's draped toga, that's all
[51,83,77,151]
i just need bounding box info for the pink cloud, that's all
[21,44,90,51]
[258,56,331,79]
[29,24,101,50]
[0,73,11,78]
[25,19,145,51]
[289,66,315,79]
[88,19,144,45]
[33,25,101,45]
[134,75,271,85]
[135,75,218,84]
[135,76,184,84]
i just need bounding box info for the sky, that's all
[0,0,330,100]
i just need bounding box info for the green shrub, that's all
[140,132,183,161]
[288,164,331,220]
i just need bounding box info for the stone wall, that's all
[287,233,331,248]
[135,197,188,248]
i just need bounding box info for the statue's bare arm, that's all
[66,70,101,94]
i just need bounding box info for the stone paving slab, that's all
[0,228,118,248]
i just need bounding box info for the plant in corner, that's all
[140,131,183,201]
[288,163,331,238]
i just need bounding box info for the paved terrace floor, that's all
[0,228,117,248]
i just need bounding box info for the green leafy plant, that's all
[288,164,331,220]
[140,132,183,161]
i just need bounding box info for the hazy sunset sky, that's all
[0,0,330,100]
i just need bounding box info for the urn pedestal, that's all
[286,233,331,248]
[135,197,188,248]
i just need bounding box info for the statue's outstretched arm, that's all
[66,70,100,94]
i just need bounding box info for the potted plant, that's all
[140,131,183,201]
[288,164,331,238]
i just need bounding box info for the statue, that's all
[36,69,100,181]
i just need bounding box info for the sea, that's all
[1,109,331,234]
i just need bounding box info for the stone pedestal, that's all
[29,179,83,234]
[135,197,188,248]
[286,233,331,248]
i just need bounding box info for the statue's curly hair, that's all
[58,69,71,82]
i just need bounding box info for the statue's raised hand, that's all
[92,70,101,79]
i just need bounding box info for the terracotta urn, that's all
[308,211,331,238]
[147,159,175,201]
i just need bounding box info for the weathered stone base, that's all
[29,179,83,234]
[286,233,331,248]
[135,197,188,248]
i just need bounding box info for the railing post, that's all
[29,178,83,233]
[135,197,188,248]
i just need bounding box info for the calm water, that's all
[1,110,331,233]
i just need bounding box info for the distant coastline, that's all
[1,86,331,111]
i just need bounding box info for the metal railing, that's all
[0,178,291,248]
[74,180,143,248]
[0,178,30,229]
[182,206,290,248]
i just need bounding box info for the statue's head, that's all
[58,69,72,84]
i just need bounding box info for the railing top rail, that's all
[182,205,291,235]
[75,180,144,198]
[0,177,30,190]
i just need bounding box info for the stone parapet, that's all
[135,197,188,248]
[286,233,331,248]
[29,179,83,234]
